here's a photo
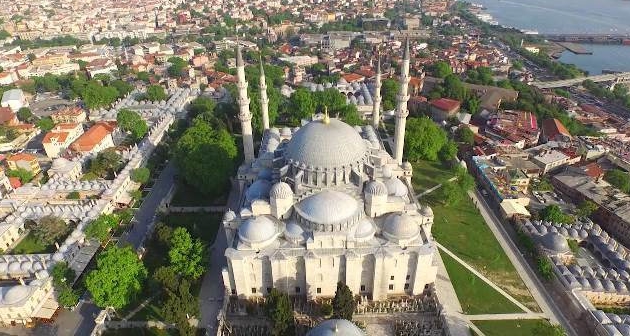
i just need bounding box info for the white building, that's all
[0,89,27,113]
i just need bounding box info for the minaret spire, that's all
[259,56,270,130]
[236,43,255,165]
[393,37,411,165]
[372,51,382,130]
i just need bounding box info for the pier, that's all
[541,33,630,45]
[556,42,593,55]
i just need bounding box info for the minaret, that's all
[259,57,270,131]
[393,37,411,165]
[236,44,255,165]
[372,53,382,130]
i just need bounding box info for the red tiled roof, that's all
[430,98,461,112]
[71,122,114,152]
[0,107,15,124]
[7,153,37,162]
[542,118,571,140]
[341,73,364,83]
[42,131,69,144]
[8,177,21,189]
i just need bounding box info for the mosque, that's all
[221,39,438,301]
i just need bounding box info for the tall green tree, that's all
[146,84,167,102]
[84,214,119,242]
[168,227,206,279]
[432,61,453,78]
[288,88,316,124]
[265,289,294,336]
[381,79,400,111]
[17,107,34,122]
[576,200,598,218]
[117,108,148,141]
[86,246,147,309]
[161,279,199,335]
[539,205,573,224]
[130,167,150,184]
[32,215,69,246]
[175,118,237,198]
[404,117,448,162]
[604,169,630,193]
[332,282,356,321]
[456,127,475,145]
[167,57,188,78]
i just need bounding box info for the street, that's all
[470,190,581,336]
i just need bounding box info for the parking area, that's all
[30,94,74,117]
[529,190,575,212]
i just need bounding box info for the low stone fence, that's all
[165,206,227,213]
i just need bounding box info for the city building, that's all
[541,118,572,143]
[69,122,115,156]
[0,107,18,126]
[50,107,87,124]
[6,153,41,175]
[0,89,27,113]
[42,123,84,158]
[429,98,461,123]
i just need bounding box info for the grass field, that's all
[11,231,56,254]
[170,183,227,207]
[472,319,550,336]
[161,212,222,246]
[440,252,523,314]
[411,160,456,193]
[102,328,175,336]
[423,189,539,311]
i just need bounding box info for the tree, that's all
[576,200,598,218]
[456,127,475,145]
[332,282,355,321]
[117,109,148,141]
[455,167,475,191]
[537,256,554,280]
[35,116,55,131]
[7,168,34,183]
[604,169,630,193]
[81,81,119,109]
[161,279,199,335]
[137,71,151,83]
[32,215,69,246]
[443,74,467,101]
[130,167,150,184]
[88,148,122,178]
[265,288,294,336]
[146,84,167,102]
[84,214,119,242]
[438,139,458,161]
[175,119,237,198]
[288,88,316,124]
[404,117,448,162]
[86,246,147,309]
[151,266,179,293]
[432,61,453,78]
[51,261,79,307]
[439,181,463,206]
[110,80,133,96]
[188,96,216,118]
[167,57,188,78]
[66,191,80,199]
[381,79,400,111]
[17,107,34,122]
[533,320,566,336]
[168,227,206,279]
[539,205,573,224]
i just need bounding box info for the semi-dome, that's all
[2,285,31,305]
[294,190,361,229]
[270,182,293,199]
[238,216,277,245]
[284,220,306,244]
[245,180,272,201]
[284,118,368,170]
[365,180,387,196]
[384,178,408,197]
[306,319,365,336]
[354,217,375,240]
[383,213,420,241]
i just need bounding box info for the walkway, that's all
[532,71,630,89]
[470,190,579,336]
[467,313,546,321]
[416,176,457,199]
[122,296,156,321]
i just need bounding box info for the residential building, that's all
[430,98,460,122]
[70,122,115,155]
[541,118,572,143]
[6,153,41,175]
[42,123,84,158]
[50,107,86,124]
[0,108,18,126]
[0,89,27,113]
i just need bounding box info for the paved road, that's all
[470,190,579,336]
[124,161,177,250]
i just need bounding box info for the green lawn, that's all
[161,213,222,246]
[411,159,456,193]
[424,191,539,311]
[170,183,227,207]
[472,319,551,336]
[102,328,175,336]
[130,302,165,321]
[441,251,523,315]
[11,231,56,254]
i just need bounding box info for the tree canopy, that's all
[84,213,120,243]
[604,169,630,193]
[32,215,69,246]
[539,205,573,224]
[431,61,453,78]
[168,227,206,279]
[146,84,167,102]
[404,117,449,162]
[130,167,150,184]
[17,107,34,123]
[87,148,123,178]
[576,200,598,218]
[51,261,79,307]
[117,108,148,141]
[288,88,316,124]
[86,246,147,309]
[167,57,188,78]
[175,117,237,198]
[332,282,355,321]
[456,126,475,145]
[7,168,34,183]
[265,288,294,336]
[381,79,400,111]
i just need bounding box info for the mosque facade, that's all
[221,40,438,301]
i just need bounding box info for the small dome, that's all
[383,213,420,241]
[238,216,277,245]
[540,232,570,253]
[270,182,293,199]
[421,205,433,217]
[365,180,387,196]
[384,178,408,197]
[223,210,236,222]
[51,157,71,170]
[382,165,393,178]
[8,262,20,273]
[306,319,365,336]
[284,220,305,243]
[2,285,31,305]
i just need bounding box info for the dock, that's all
[557,42,593,55]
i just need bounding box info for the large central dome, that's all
[284,118,368,169]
